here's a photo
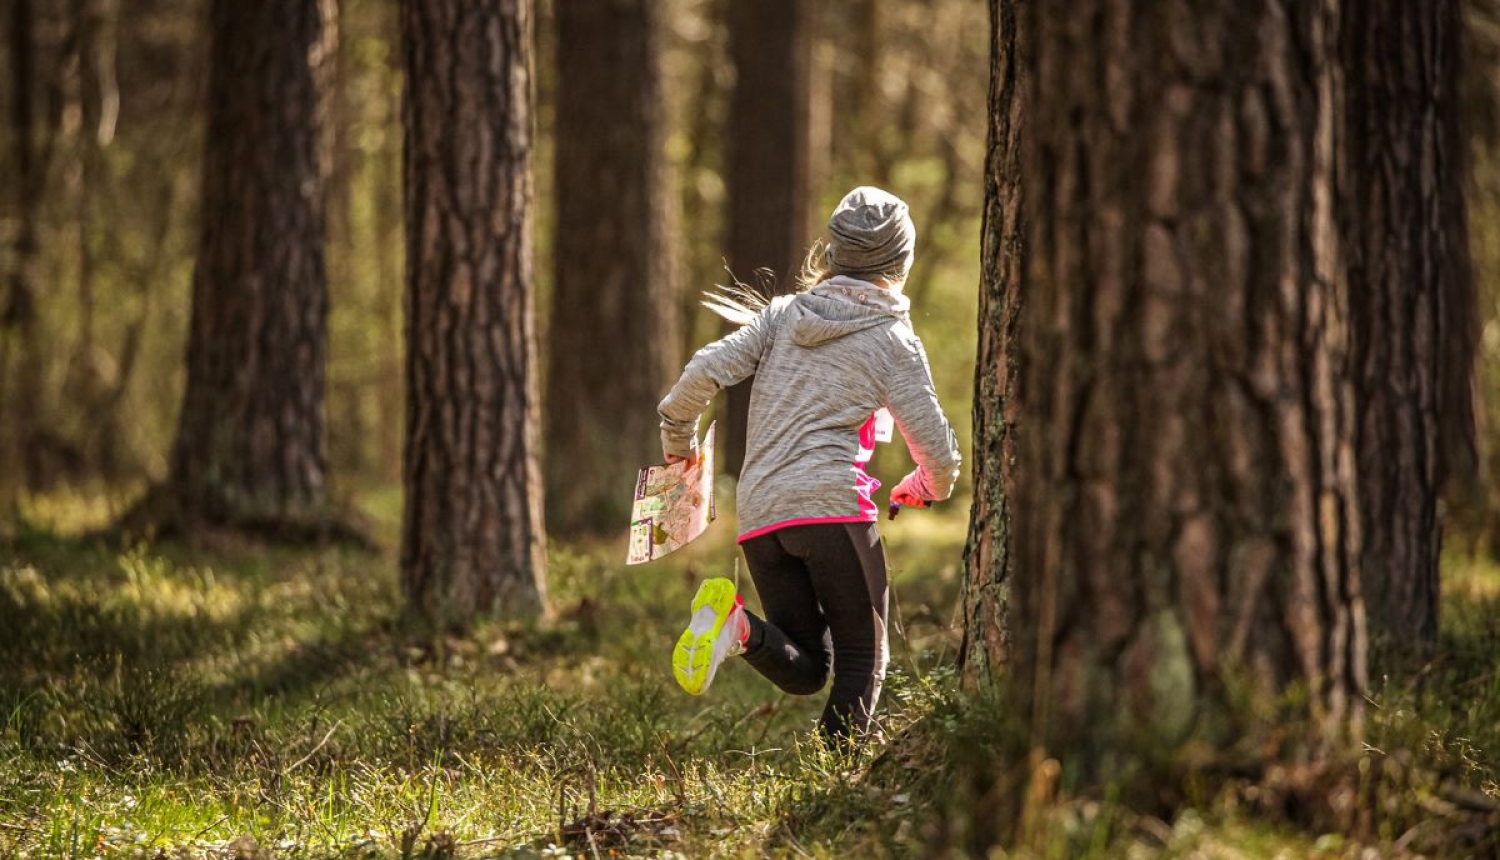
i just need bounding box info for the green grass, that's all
[1,493,1498,858]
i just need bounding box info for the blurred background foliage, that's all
[0,0,986,523]
[1464,0,1500,555]
[16,0,1500,555]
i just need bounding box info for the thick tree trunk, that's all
[1343,0,1469,654]
[1010,0,1365,771]
[399,0,547,626]
[164,0,335,524]
[546,0,677,534]
[960,0,1024,685]
[722,0,812,477]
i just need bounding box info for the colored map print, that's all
[626,422,716,565]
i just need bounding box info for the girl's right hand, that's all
[665,451,699,469]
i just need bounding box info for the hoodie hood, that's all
[787,276,911,347]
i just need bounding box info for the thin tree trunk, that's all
[67,0,121,480]
[165,0,335,524]
[1010,0,1365,773]
[399,0,547,626]
[722,0,812,477]
[1343,0,1469,655]
[71,0,100,394]
[839,0,886,185]
[1438,7,1479,502]
[326,0,360,480]
[377,0,404,484]
[959,0,1024,685]
[546,0,677,534]
[378,126,403,483]
[3,0,48,497]
[674,0,728,360]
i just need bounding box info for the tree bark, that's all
[66,0,123,481]
[1342,0,1469,655]
[2,0,49,498]
[721,0,812,477]
[1437,7,1479,502]
[164,0,335,524]
[1009,0,1365,771]
[399,0,547,626]
[960,0,1024,685]
[546,0,677,534]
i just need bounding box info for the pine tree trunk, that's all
[722,0,812,477]
[67,0,118,481]
[960,0,1024,685]
[1436,6,1479,501]
[546,0,677,534]
[1342,0,1469,655]
[166,0,335,523]
[675,0,730,358]
[2,0,45,500]
[1010,0,1365,770]
[399,0,547,626]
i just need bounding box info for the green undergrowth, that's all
[1,492,1498,858]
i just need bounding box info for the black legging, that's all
[739,522,888,741]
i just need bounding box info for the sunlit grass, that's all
[0,489,962,858]
[11,486,143,536]
[1441,551,1500,602]
[2,490,1496,858]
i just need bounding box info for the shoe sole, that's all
[673,578,738,695]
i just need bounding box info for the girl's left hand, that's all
[665,451,699,469]
[889,473,930,512]
[890,488,928,509]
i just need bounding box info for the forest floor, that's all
[1,489,1498,859]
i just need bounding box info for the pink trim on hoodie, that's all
[853,413,882,519]
[737,515,877,544]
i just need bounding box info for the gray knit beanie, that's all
[824,186,917,280]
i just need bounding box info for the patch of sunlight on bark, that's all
[1147,610,1196,745]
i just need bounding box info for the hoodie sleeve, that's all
[658,302,781,459]
[885,332,961,501]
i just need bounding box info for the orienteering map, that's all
[627,422,716,565]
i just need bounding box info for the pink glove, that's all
[887,471,932,519]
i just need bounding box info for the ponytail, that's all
[702,241,830,326]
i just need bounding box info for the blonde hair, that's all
[795,239,833,290]
[705,239,903,326]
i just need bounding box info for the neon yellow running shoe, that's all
[673,577,747,695]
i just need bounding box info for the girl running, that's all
[658,187,961,743]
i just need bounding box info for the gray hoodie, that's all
[659,276,961,540]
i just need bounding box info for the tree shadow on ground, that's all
[0,532,400,771]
